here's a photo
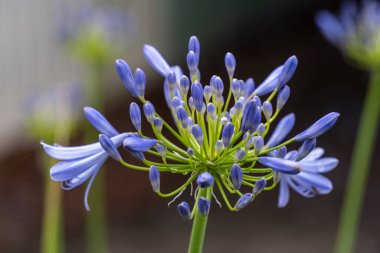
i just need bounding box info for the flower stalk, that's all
[187,187,212,253]
[334,71,380,253]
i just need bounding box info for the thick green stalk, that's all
[85,62,107,253]
[41,156,65,253]
[334,71,380,253]
[187,188,212,253]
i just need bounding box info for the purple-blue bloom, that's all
[42,133,127,211]
[277,147,338,208]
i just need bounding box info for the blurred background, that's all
[0,0,379,252]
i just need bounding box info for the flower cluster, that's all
[41,36,339,218]
[316,0,380,68]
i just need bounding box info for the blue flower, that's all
[316,1,380,67]
[41,133,127,211]
[277,147,339,208]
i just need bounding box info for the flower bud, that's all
[230,164,243,190]
[214,77,224,97]
[294,112,339,141]
[143,44,171,77]
[234,193,253,210]
[203,85,212,103]
[149,165,160,192]
[167,72,177,90]
[115,59,139,97]
[155,143,167,158]
[177,201,191,221]
[171,96,181,109]
[187,50,198,73]
[277,85,290,110]
[241,100,257,133]
[191,82,204,112]
[187,147,194,156]
[235,148,246,162]
[256,123,266,136]
[188,36,200,60]
[153,117,163,133]
[225,52,236,77]
[192,125,204,145]
[176,106,189,128]
[99,134,122,161]
[252,178,267,196]
[143,101,156,123]
[198,197,211,217]
[129,102,142,131]
[222,122,234,147]
[215,140,224,155]
[134,68,146,97]
[83,107,119,136]
[196,172,214,188]
[231,79,242,100]
[180,75,190,96]
[278,55,298,88]
[188,96,195,112]
[253,136,264,155]
[262,101,273,121]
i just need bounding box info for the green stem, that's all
[187,188,212,253]
[41,155,65,253]
[334,71,380,253]
[85,62,107,253]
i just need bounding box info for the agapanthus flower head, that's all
[316,0,380,68]
[41,36,339,218]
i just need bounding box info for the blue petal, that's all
[278,176,290,208]
[143,44,171,77]
[315,11,346,47]
[254,65,283,96]
[123,136,157,152]
[83,107,120,136]
[62,156,107,190]
[296,172,333,194]
[266,113,295,148]
[41,133,127,160]
[294,112,339,141]
[301,147,325,161]
[300,158,339,173]
[50,152,108,181]
[258,156,301,174]
[286,176,316,198]
[84,160,105,211]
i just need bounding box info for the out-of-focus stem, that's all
[41,155,65,253]
[85,62,107,253]
[334,71,380,253]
